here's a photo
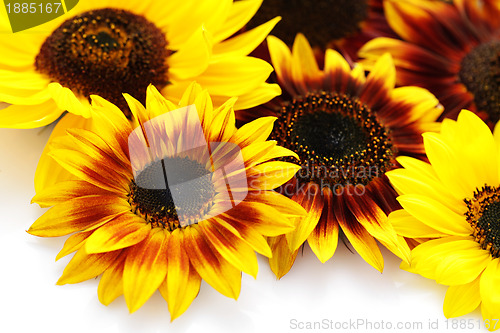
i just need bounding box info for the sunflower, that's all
[28,82,305,319]
[386,110,500,331]
[255,34,442,278]
[244,0,396,60]
[0,0,281,129]
[359,0,500,124]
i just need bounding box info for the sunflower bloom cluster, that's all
[1,0,500,328]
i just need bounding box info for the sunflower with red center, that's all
[244,0,396,60]
[359,0,500,124]
[259,34,442,278]
[28,83,305,319]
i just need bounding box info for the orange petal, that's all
[123,228,169,313]
[286,183,324,251]
[221,201,295,236]
[335,197,384,272]
[307,187,339,263]
[28,196,130,237]
[56,230,93,261]
[57,248,122,285]
[85,214,150,254]
[213,216,272,257]
[198,221,258,278]
[183,225,241,299]
[268,235,299,279]
[32,180,112,207]
[159,229,201,321]
[98,252,126,306]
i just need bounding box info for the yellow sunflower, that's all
[0,0,281,128]
[254,34,442,278]
[28,82,304,319]
[387,110,500,331]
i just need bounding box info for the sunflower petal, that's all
[199,221,258,278]
[286,183,324,251]
[159,229,201,321]
[85,214,150,254]
[169,26,212,80]
[268,235,299,279]
[56,230,93,261]
[307,187,339,263]
[28,195,130,237]
[480,258,500,318]
[123,228,169,313]
[443,276,481,318]
[98,253,126,306]
[57,248,121,285]
[183,225,241,299]
[397,194,471,236]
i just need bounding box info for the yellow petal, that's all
[0,100,61,129]
[388,209,445,238]
[213,17,281,57]
[34,114,93,194]
[197,57,274,96]
[268,235,299,279]
[98,254,126,306]
[286,183,324,251]
[28,196,130,237]
[213,0,263,42]
[480,258,500,316]
[48,82,91,118]
[123,229,169,313]
[199,221,258,278]
[57,248,121,285]
[397,194,471,236]
[443,276,481,318]
[291,33,321,89]
[247,161,300,190]
[169,26,212,80]
[183,225,241,299]
[56,230,93,261]
[307,188,339,263]
[159,229,201,321]
[85,214,150,254]
[234,116,276,146]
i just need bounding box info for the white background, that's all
[0,125,490,333]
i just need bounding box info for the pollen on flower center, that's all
[128,156,216,230]
[245,0,369,47]
[465,185,500,258]
[458,41,500,123]
[271,92,396,188]
[35,8,170,117]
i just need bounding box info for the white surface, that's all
[0,126,490,333]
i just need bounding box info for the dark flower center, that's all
[459,41,500,123]
[465,185,500,258]
[35,8,170,118]
[245,0,369,47]
[128,156,216,230]
[272,92,396,188]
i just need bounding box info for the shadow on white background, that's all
[0,126,488,333]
